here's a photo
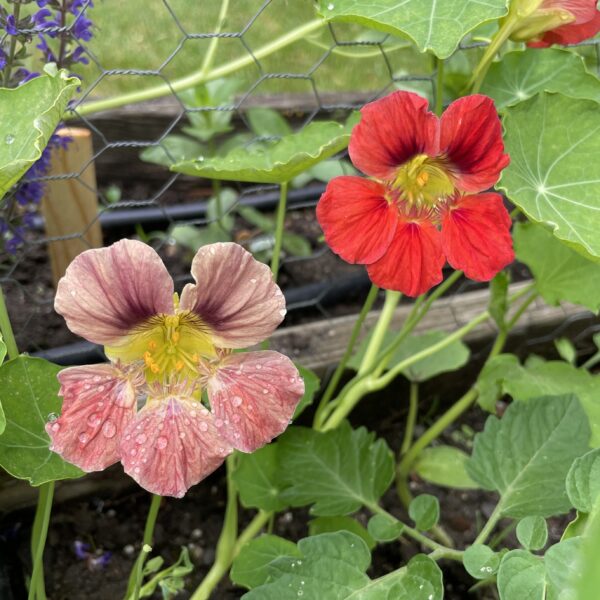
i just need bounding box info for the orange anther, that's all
[416,171,429,187]
[150,363,160,374]
[148,340,157,351]
[172,331,180,344]
[175,360,184,371]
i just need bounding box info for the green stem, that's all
[71,19,326,118]
[126,494,162,600]
[434,57,444,116]
[0,286,19,360]
[582,353,600,371]
[469,13,520,93]
[199,0,230,77]
[190,510,270,600]
[313,284,379,428]
[358,290,401,375]
[3,2,21,87]
[474,503,504,546]
[401,382,419,455]
[270,181,288,281]
[28,482,54,600]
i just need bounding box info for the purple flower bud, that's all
[88,551,112,571]
[6,15,18,36]
[74,540,91,560]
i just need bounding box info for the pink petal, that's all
[46,364,137,472]
[55,239,174,346]
[180,243,285,349]
[207,351,304,453]
[120,397,231,498]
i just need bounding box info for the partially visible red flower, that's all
[317,91,513,297]
[511,0,600,47]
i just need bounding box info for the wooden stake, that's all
[40,127,102,287]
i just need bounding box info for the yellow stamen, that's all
[148,340,157,351]
[393,154,454,208]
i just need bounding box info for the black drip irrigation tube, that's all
[33,272,372,366]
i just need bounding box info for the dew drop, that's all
[97,385,105,392]
[87,412,102,427]
[232,414,241,423]
[199,421,208,432]
[327,2,334,9]
[262,388,268,394]
[279,308,286,317]
[297,592,303,597]
[179,431,186,439]
[130,448,137,457]
[83,383,91,390]
[102,421,117,438]
[250,278,257,284]
[135,433,147,445]
[215,418,224,427]
[255,364,262,370]
[93,375,102,382]
[5,134,15,145]
[134,467,140,474]
[50,422,60,432]
[47,412,59,423]
[78,432,89,444]
[232,396,243,407]
[156,436,168,449]
[69,289,77,297]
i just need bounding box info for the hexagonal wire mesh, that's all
[1,0,599,363]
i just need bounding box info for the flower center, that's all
[106,311,216,380]
[393,154,455,208]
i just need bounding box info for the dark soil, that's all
[2,362,572,600]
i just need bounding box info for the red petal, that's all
[530,9,600,46]
[542,0,598,23]
[46,364,137,472]
[366,217,445,297]
[441,193,514,281]
[55,239,174,346]
[349,91,439,180]
[316,177,398,265]
[180,243,285,349]
[207,351,304,453]
[120,398,231,498]
[440,95,509,194]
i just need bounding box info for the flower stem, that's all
[3,1,21,87]
[70,19,326,118]
[28,482,54,600]
[126,494,162,600]
[434,57,444,116]
[313,284,379,428]
[0,286,18,360]
[358,290,401,375]
[190,510,270,600]
[401,382,419,455]
[270,181,288,281]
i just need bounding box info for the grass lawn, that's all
[78,0,430,99]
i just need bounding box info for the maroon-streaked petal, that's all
[120,397,231,498]
[441,193,514,281]
[349,91,439,180]
[316,176,398,265]
[207,351,304,453]
[179,243,285,349]
[55,239,174,346]
[440,95,509,194]
[366,217,445,297]
[46,364,137,472]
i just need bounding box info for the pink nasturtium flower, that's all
[317,91,514,297]
[46,240,304,498]
[510,0,600,47]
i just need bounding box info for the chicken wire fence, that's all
[1,0,599,362]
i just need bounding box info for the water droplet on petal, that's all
[255,364,262,370]
[262,388,268,394]
[87,413,102,427]
[279,309,286,317]
[199,421,208,432]
[134,467,140,474]
[50,422,60,432]
[102,421,117,438]
[78,432,89,444]
[179,431,186,439]
[130,448,137,456]
[97,385,105,392]
[232,396,243,407]
[215,418,224,427]
[232,414,241,423]
[93,375,101,382]
[156,436,168,450]
[135,433,147,444]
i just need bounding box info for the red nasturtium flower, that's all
[47,240,304,497]
[317,91,514,297]
[511,0,600,47]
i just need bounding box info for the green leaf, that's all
[309,516,376,550]
[545,537,583,599]
[169,223,230,252]
[488,271,510,331]
[566,448,600,513]
[513,221,600,314]
[0,335,5,434]
[481,48,600,110]
[554,338,577,365]
[171,119,356,184]
[500,93,600,260]
[247,107,292,138]
[408,494,440,531]
[474,354,521,412]
[367,513,404,542]
[0,357,83,485]
[462,544,501,580]
[562,511,588,541]
[413,446,479,489]
[516,516,548,551]
[242,531,443,600]
[281,232,312,258]
[238,205,275,231]
[137,547,193,599]
[316,0,508,59]
[277,423,394,516]
[497,550,545,600]
[349,330,470,382]
[231,535,301,590]
[502,360,600,447]
[578,503,600,600]
[139,135,206,167]
[293,366,320,420]
[233,444,288,512]
[467,395,590,518]
[0,333,6,365]
[0,67,79,201]
[206,188,239,232]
